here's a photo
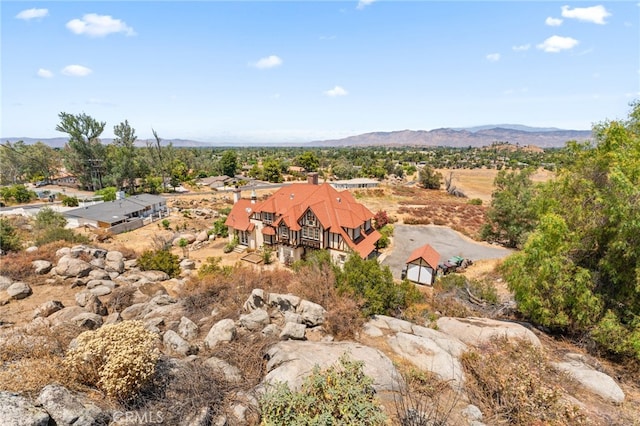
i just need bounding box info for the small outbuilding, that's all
[404,244,440,285]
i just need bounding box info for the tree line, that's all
[482,100,640,362]
[2,112,572,192]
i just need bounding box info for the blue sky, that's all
[2,1,638,143]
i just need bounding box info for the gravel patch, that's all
[380,225,513,280]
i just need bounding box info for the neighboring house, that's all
[51,174,78,187]
[404,244,440,285]
[65,193,168,234]
[197,175,231,189]
[225,173,381,265]
[330,178,379,190]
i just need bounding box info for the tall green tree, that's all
[480,168,538,248]
[502,100,640,360]
[220,150,238,177]
[111,120,138,193]
[295,151,319,172]
[56,112,107,190]
[418,166,442,189]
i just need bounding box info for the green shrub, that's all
[161,219,171,230]
[35,228,91,246]
[337,253,423,317]
[259,354,386,426]
[137,249,180,277]
[34,207,67,230]
[0,218,22,252]
[468,198,483,205]
[65,320,159,402]
[262,247,273,264]
[61,195,79,207]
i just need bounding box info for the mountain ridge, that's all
[2,125,593,148]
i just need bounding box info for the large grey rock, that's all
[204,357,242,383]
[37,384,109,426]
[368,315,413,334]
[138,270,170,282]
[296,300,326,326]
[86,279,116,290]
[204,319,236,348]
[263,341,402,393]
[178,316,199,340]
[180,258,196,270]
[279,322,306,340]
[244,288,266,311]
[239,308,270,331]
[55,255,92,278]
[387,332,466,387]
[72,312,103,330]
[105,251,125,273]
[195,230,209,242]
[553,355,625,404]
[32,260,53,275]
[7,282,32,299]
[88,269,111,280]
[163,330,198,356]
[268,292,301,312]
[75,292,107,315]
[33,300,64,318]
[436,317,541,348]
[120,303,148,320]
[47,306,89,326]
[0,391,50,426]
[88,286,112,297]
[0,275,12,290]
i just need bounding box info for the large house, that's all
[225,174,381,265]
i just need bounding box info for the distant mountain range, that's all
[3,125,593,149]
[308,126,593,148]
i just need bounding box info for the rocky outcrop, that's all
[37,384,109,426]
[0,391,50,426]
[54,255,92,278]
[263,340,402,393]
[436,316,541,347]
[553,353,625,404]
[7,282,32,300]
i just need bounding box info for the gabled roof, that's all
[224,199,255,232]
[406,244,440,269]
[227,183,379,258]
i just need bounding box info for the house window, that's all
[304,210,316,226]
[263,212,274,224]
[302,226,320,240]
[239,231,249,245]
[353,227,361,240]
[280,224,289,238]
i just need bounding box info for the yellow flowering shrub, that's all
[65,320,160,401]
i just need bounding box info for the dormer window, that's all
[263,212,274,224]
[304,210,316,226]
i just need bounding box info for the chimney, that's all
[251,189,257,204]
[233,186,241,204]
[307,172,319,185]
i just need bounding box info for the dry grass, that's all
[0,240,68,281]
[461,337,591,426]
[0,322,87,396]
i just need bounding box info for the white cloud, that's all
[37,69,53,78]
[66,13,136,37]
[16,8,48,20]
[545,16,563,26]
[62,65,93,77]
[536,35,579,53]
[251,55,283,69]
[324,86,348,97]
[512,44,531,52]
[357,0,375,10]
[561,5,611,25]
[486,53,500,62]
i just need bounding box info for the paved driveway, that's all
[380,225,513,280]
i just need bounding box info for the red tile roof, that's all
[224,199,255,232]
[227,183,379,258]
[406,244,440,269]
